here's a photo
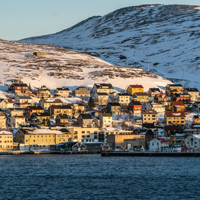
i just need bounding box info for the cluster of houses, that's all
[0,81,200,152]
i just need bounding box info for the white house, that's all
[185,134,200,151]
[148,138,169,152]
[10,116,25,128]
[15,96,32,108]
[94,113,113,127]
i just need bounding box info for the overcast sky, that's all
[0,0,200,40]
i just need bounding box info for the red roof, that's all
[14,116,25,118]
[156,93,167,98]
[7,99,13,103]
[157,138,169,143]
[172,101,184,106]
[165,111,185,118]
[129,85,143,88]
[51,105,60,109]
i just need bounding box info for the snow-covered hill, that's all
[0,39,172,93]
[20,4,200,89]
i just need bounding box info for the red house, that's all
[128,100,142,114]
[10,83,28,94]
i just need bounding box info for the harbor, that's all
[101,151,200,157]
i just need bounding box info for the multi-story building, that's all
[165,111,185,125]
[94,113,113,127]
[48,105,73,118]
[92,83,114,94]
[142,110,157,125]
[30,112,50,125]
[10,116,25,128]
[15,127,72,151]
[39,98,63,110]
[128,100,142,114]
[116,93,131,105]
[0,112,6,129]
[94,93,109,106]
[67,127,100,142]
[107,133,145,150]
[166,84,183,96]
[73,86,90,97]
[54,87,70,98]
[36,88,51,99]
[148,88,161,97]
[151,103,165,113]
[107,103,121,114]
[133,92,149,102]
[184,88,199,103]
[77,114,94,128]
[0,130,13,150]
[148,138,169,152]
[15,96,33,108]
[0,99,14,109]
[10,83,29,94]
[126,85,144,95]
[154,93,168,102]
[24,105,44,118]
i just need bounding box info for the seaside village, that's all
[1,80,200,153]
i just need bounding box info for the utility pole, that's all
[127,59,129,67]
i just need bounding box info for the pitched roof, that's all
[155,93,167,98]
[172,101,185,106]
[56,87,69,91]
[79,114,93,119]
[100,113,112,117]
[131,100,142,105]
[149,88,160,92]
[167,84,183,87]
[165,111,185,117]
[33,112,49,117]
[12,83,28,87]
[59,105,72,109]
[185,88,199,92]
[42,98,63,103]
[95,83,113,89]
[7,99,13,103]
[118,93,130,96]
[129,85,143,88]
[135,92,148,96]
[16,96,32,99]
[108,103,121,106]
[57,114,69,119]
[97,93,108,96]
[142,110,157,114]
[28,106,44,110]
[157,138,169,143]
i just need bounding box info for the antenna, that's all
[148,59,149,72]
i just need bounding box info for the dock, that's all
[101,151,200,157]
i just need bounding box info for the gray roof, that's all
[79,114,93,119]
[16,96,32,99]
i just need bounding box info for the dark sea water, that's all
[0,155,200,200]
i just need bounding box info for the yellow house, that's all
[168,134,185,145]
[15,127,71,151]
[193,115,200,124]
[165,111,185,125]
[0,130,13,150]
[127,85,144,95]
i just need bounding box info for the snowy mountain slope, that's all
[0,39,172,92]
[20,4,200,89]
